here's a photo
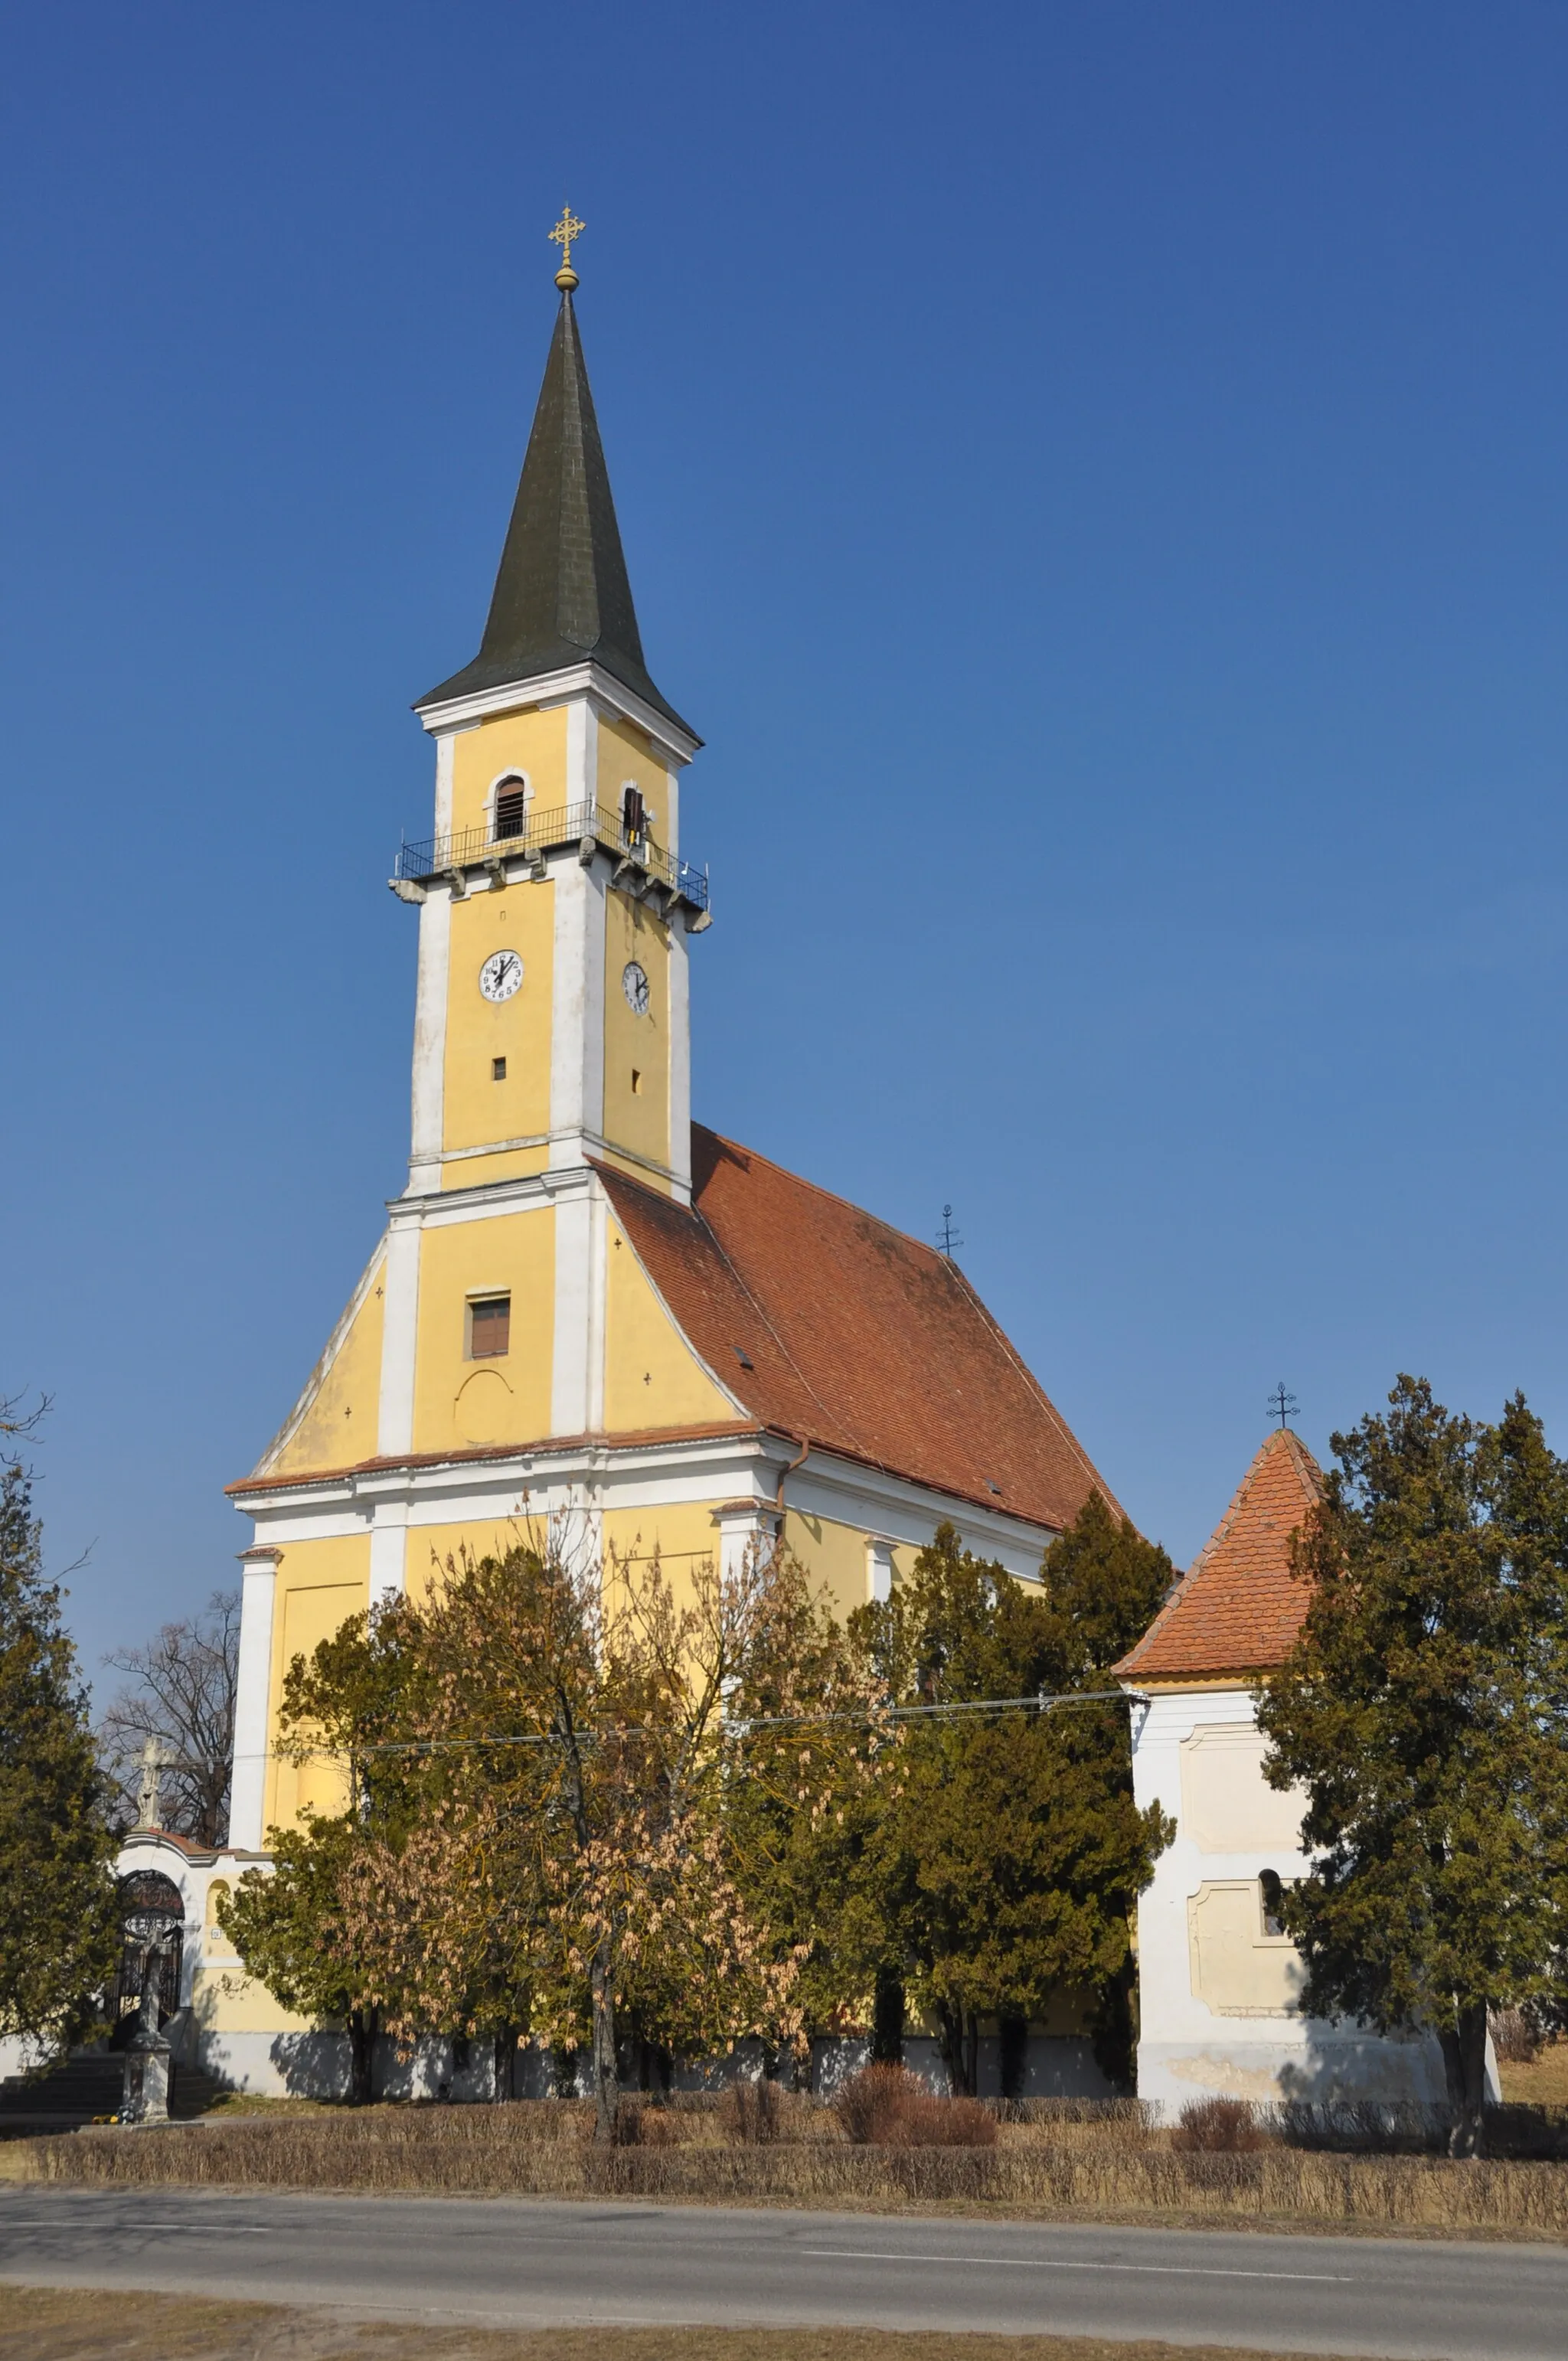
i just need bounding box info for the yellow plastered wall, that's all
[604,1224,736,1431]
[266,1536,371,1833]
[269,1260,386,1477]
[602,887,671,1173]
[400,1504,725,1622]
[413,1207,554,1455]
[598,717,669,839]
[782,1511,918,1623]
[191,1964,312,2037]
[449,706,569,840]
[443,879,554,1160]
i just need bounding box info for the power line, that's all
[295,1689,1141,1763]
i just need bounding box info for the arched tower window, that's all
[492,777,530,844]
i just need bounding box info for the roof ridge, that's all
[700,1124,955,1278]
[938,1255,1129,1527]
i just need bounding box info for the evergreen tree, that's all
[847,1509,1172,2095]
[0,1428,119,2059]
[1257,1377,1568,2157]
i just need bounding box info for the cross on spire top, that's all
[550,203,586,292]
[1266,1382,1298,1430]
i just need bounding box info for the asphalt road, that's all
[1,2188,1565,2358]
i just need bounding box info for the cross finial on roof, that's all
[936,1204,963,1259]
[1267,1382,1298,1430]
[550,203,586,292]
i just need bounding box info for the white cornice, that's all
[416,662,701,769]
[233,1428,1056,1585]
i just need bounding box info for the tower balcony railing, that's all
[394,798,710,913]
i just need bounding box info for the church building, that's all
[123,227,1125,2095]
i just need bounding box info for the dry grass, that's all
[0,2285,1380,2361]
[13,2096,1568,2238]
[1499,2038,1568,2108]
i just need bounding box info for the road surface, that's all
[2,2186,1564,2357]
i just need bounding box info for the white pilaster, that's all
[547,850,606,1167]
[550,1176,600,1435]
[663,763,681,860]
[668,914,692,1203]
[377,1211,422,1458]
[408,883,451,1194]
[565,694,598,813]
[865,1533,898,1604]
[229,1546,280,1851]
[712,1501,770,1581]
[433,726,456,838]
[369,1502,410,1607]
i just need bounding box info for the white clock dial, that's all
[622,960,651,1016]
[479,950,524,1003]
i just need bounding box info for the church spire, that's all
[418,234,693,736]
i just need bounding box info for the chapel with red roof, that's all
[218,226,1119,1863]
[1117,1425,1463,2112]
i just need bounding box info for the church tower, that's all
[227,218,1119,1857]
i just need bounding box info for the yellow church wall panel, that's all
[442,880,554,1157]
[412,1209,554,1456]
[191,1963,312,2038]
[268,1258,386,1477]
[602,888,671,1173]
[265,1543,370,1833]
[782,1510,916,1622]
[601,1503,724,1601]
[604,1224,736,1432]
[449,706,569,841]
[597,715,669,828]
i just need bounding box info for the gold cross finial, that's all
[550,203,586,292]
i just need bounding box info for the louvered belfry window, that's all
[493,782,528,842]
[469,1295,511,1357]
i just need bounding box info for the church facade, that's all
[116,250,1128,2095]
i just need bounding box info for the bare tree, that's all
[99,1591,240,1847]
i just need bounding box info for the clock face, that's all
[622,960,651,1016]
[479,950,524,1003]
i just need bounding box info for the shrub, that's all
[723,2077,784,2144]
[1171,2097,1266,2152]
[832,2064,997,2149]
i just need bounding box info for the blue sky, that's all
[5,3,1568,1674]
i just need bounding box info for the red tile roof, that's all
[1115,1428,1323,1683]
[596,1126,1120,1535]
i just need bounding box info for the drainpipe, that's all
[774,1435,810,1544]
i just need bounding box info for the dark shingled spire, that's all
[417,294,695,738]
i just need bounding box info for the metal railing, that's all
[395,799,709,912]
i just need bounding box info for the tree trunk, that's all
[492,2025,514,2103]
[964,2011,979,2100]
[347,2007,378,2107]
[871,1967,905,2066]
[935,2001,974,2097]
[1440,1998,1489,2158]
[591,1941,620,2144]
[998,2010,1027,2101]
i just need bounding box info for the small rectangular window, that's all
[492,1056,507,1081]
[1259,1869,1285,1938]
[468,1295,511,1358]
